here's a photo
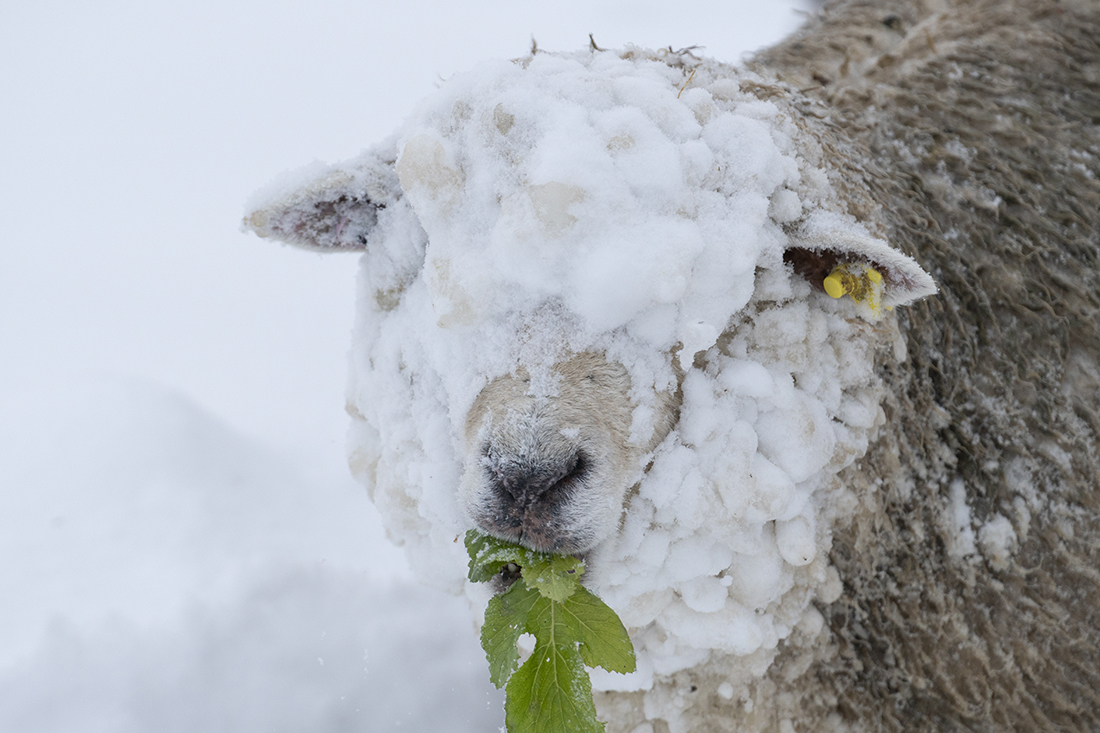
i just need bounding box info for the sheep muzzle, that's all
[459,351,671,558]
[474,448,590,553]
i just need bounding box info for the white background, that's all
[0,2,810,730]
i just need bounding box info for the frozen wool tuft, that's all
[385,51,798,345]
[244,47,934,695]
[590,284,890,686]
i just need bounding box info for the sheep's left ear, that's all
[241,140,401,252]
[784,213,937,310]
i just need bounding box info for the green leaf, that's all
[466,531,585,602]
[466,530,541,583]
[560,587,636,674]
[520,554,584,602]
[506,624,604,733]
[481,581,542,688]
[464,530,636,733]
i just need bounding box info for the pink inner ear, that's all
[243,143,402,253]
[270,193,379,252]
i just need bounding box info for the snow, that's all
[947,477,979,560]
[1,0,818,730]
[978,513,1018,571]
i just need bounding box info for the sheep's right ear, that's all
[241,140,401,252]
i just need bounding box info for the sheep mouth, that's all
[488,546,593,594]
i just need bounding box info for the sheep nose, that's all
[489,451,586,507]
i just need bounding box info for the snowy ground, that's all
[1,2,808,730]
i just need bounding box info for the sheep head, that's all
[242,47,936,686]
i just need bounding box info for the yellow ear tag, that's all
[823,263,886,320]
[823,271,847,298]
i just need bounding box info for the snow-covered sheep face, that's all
[243,47,936,688]
[460,351,676,554]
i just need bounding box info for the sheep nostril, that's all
[489,451,587,505]
[554,452,586,492]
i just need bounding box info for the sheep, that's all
[241,0,1100,730]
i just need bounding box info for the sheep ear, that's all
[784,214,937,309]
[241,140,401,252]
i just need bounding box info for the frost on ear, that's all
[784,212,937,314]
[241,140,401,252]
